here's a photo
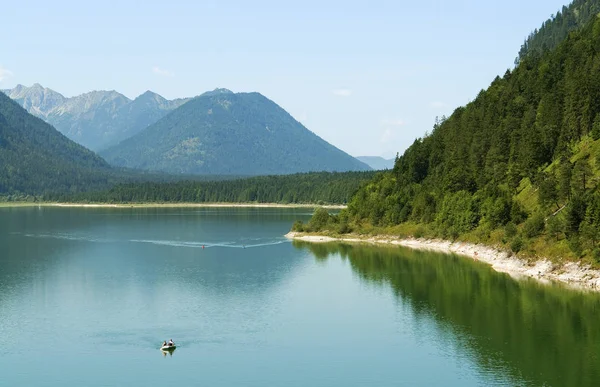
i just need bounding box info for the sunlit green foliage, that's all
[517,0,600,64]
[301,11,600,262]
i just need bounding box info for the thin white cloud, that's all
[332,88,352,97]
[380,128,395,143]
[0,66,14,82]
[152,66,174,77]
[430,101,447,109]
[380,119,405,127]
[379,118,404,144]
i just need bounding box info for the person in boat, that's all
[162,341,167,347]
[168,339,174,346]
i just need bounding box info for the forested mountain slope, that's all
[0,92,114,194]
[517,0,600,62]
[102,91,190,149]
[101,90,371,175]
[302,12,600,261]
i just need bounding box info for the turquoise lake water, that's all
[0,207,599,386]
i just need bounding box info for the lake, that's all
[0,207,599,386]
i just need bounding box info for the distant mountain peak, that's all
[200,88,234,98]
[7,83,63,97]
[136,90,167,103]
[140,90,158,96]
[2,84,67,119]
[213,88,233,94]
[78,89,129,100]
[101,91,371,175]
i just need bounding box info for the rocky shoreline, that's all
[285,232,600,292]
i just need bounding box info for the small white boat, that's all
[161,344,176,351]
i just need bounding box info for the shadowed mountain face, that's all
[1,84,189,151]
[0,92,112,194]
[100,90,372,176]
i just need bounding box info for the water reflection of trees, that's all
[293,241,600,387]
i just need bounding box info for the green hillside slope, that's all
[0,92,113,195]
[100,91,189,149]
[101,90,371,175]
[299,11,600,263]
[518,0,600,62]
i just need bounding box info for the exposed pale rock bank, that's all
[285,232,600,292]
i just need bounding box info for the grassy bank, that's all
[292,208,595,268]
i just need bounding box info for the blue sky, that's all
[1,0,569,157]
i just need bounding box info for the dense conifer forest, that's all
[0,92,116,195]
[297,8,600,262]
[48,171,376,205]
[517,0,600,62]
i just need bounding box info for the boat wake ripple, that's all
[15,232,289,249]
[129,239,288,249]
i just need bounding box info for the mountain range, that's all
[2,84,370,176]
[1,84,189,151]
[100,89,371,175]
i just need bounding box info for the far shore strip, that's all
[0,202,346,209]
[285,232,600,292]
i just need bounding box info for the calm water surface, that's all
[0,207,599,386]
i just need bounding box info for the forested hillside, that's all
[0,86,374,204]
[49,171,376,205]
[101,90,371,175]
[298,12,600,262]
[517,0,600,62]
[101,91,189,149]
[0,92,114,195]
